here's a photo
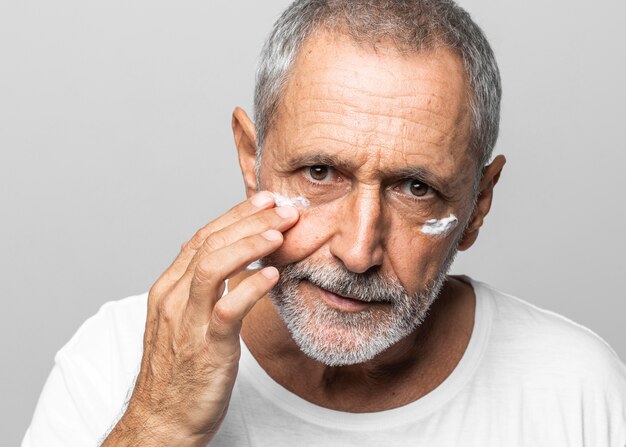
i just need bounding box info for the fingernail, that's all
[251,191,274,208]
[261,230,282,241]
[276,205,298,219]
[261,266,279,279]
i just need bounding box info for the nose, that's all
[329,188,385,273]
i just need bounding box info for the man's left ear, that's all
[231,107,259,198]
[458,154,506,251]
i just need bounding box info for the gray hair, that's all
[254,0,501,172]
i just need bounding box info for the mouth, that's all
[305,281,382,312]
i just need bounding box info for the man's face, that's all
[256,32,478,365]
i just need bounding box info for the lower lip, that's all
[317,287,372,312]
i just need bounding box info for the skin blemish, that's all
[270,192,310,209]
[420,214,458,236]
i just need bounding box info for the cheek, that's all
[386,217,460,293]
[271,202,341,265]
[258,167,342,264]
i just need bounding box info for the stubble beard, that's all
[260,244,460,367]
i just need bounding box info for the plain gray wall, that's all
[1,0,624,444]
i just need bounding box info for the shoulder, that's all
[473,279,626,388]
[56,291,148,392]
[22,293,150,446]
[468,279,626,442]
[59,292,148,353]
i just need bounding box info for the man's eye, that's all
[400,179,432,198]
[306,165,334,183]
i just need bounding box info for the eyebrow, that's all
[385,166,452,191]
[283,152,455,193]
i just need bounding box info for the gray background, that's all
[1,0,624,444]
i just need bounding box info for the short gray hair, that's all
[254,0,501,171]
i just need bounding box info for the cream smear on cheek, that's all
[420,214,458,236]
[269,193,457,238]
[270,192,310,209]
[246,192,310,271]
[248,198,455,270]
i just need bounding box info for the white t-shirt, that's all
[22,278,626,446]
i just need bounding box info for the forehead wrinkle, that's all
[298,101,458,133]
[294,86,463,125]
[291,57,468,107]
[287,87,469,151]
[289,108,461,153]
[274,109,468,184]
[285,90,467,132]
[299,78,452,104]
[296,49,463,95]
[278,111,463,165]
[269,32,475,195]
[284,32,471,121]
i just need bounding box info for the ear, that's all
[232,107,259,198]
[458,155,506,251]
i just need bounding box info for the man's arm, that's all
[23,191,299,447]
[99,191,298,446]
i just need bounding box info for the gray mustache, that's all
[282,262,407,304]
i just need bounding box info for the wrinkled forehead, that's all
[266,31,476,177]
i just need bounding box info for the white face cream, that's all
[421,214,458,236]
[246,193,309,271]
[246,260,264,270]
[270,192,310,209]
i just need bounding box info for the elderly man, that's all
[23,0,626,446]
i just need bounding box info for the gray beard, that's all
[261,245,459,367]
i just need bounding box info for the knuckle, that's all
[188,227,213,251]
[147,291,164,315]
[187,235,204,251]
[157,294,179,323]
[207,319,229,342]
[149,280,167,300]
[148,286,160,305]
[193,257,223,285]
[206,302,241,343]
[195,256,220,283]
[212,302,236,326]
[203,231,226,253]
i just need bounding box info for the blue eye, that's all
[306,165,334,183]
[401,179,432,198]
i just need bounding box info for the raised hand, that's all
[101,191,299,446]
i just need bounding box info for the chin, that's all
[267,268,446,367]
[259,243,454,365]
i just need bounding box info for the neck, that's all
[233,272,475,412]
